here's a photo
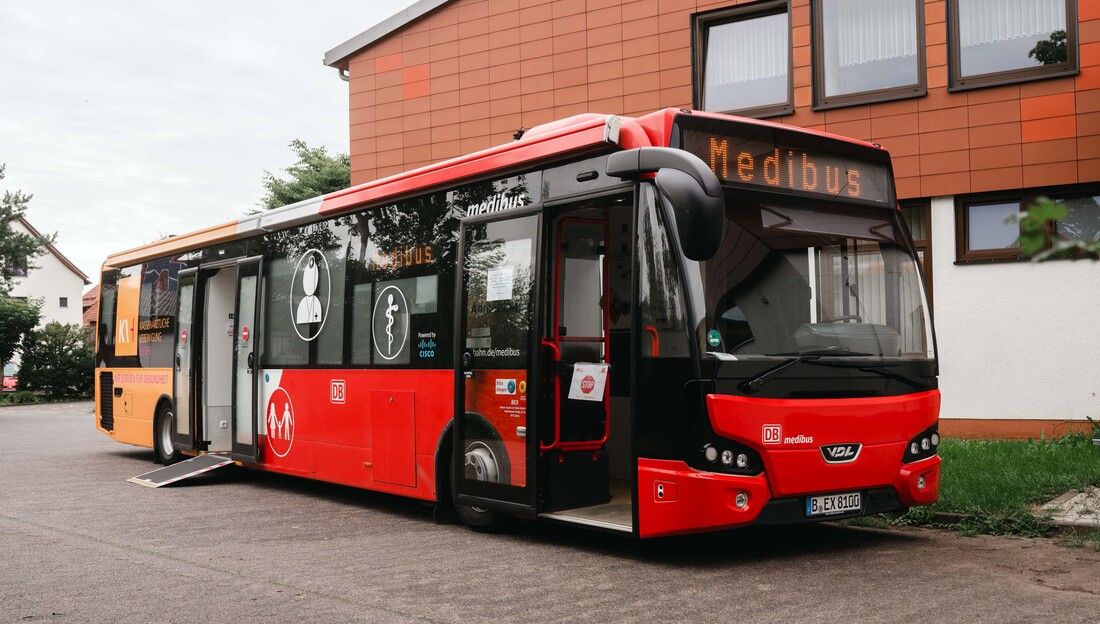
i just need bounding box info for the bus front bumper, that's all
[636,456,940,538]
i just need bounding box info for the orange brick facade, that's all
[338,0,1100,196]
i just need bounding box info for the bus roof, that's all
[103,109,886,268]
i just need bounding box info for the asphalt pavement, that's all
[3,402,1099,623]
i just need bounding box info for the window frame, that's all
[955,183,1100,263]
[947,0,1079,92]
[691,0,794,119]
[59,296,68,308]
[811,0,927,110]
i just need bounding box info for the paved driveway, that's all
[2,402,1099,622]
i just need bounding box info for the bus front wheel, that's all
[154,403,182,465]
[453,438,511,532]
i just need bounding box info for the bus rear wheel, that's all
[453,439,511,532]
[154,403,182,465]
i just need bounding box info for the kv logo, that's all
[762,424,783,445]
[117,318,135,343]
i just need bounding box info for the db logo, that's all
[762,424,782,445]
[330,379,346,404]
[580,375,596,394]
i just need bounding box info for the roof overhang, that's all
[324,0,452,68]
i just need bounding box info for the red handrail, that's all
[645,325,660,356]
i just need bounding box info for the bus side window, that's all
[636,185,690,358]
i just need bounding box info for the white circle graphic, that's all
[289,248,330,342]
[372,285,409,361]
[265,387,295,458]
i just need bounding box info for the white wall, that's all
[8,220,86,328]
[930,196,1100,422]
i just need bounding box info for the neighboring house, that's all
[323,0,1099,438]
[7,217,91,366]
[82,284,100,329]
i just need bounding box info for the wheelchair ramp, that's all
[127,453,235,488]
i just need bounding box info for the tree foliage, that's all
[0,295,41,367]
[0,164,56,294]
[17,322,94,399]
[1017,197,1100,261]
[1029,30,1068,66]
[259,140,351,211]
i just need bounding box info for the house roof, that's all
[324,0,451,68]
[17,216,91,285]
[81,285,99,327]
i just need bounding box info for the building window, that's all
[59,297,68,308]
[812,0,925,109]
[900,200,933,306]
[955,186,1100,262]
[693,0,792,118]
[948,0,1078,90]
[7,257,27,277]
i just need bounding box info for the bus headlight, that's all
[696,440,761,476]
[704,445,718,462]
[904,425,940,463]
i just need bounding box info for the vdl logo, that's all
[820,443,862,464]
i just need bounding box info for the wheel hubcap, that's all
[159,411,174,457]
[464,441,500,483]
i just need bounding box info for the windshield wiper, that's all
[765,348,875,357]
[801,359,926,389]
[739,356,819,394]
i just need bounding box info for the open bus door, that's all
[172,268,199,453]
[453,209,541,527]
[231,257,262,463]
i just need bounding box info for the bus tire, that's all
[453,435,512,533]
[154,403,182,465]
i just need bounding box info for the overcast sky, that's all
[1,1,417,288]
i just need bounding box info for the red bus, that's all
[95,109,940,537]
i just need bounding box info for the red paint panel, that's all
[257,368,453,502]
[706,391,940,498]
[371,390,417,487]
[637,459,771,538]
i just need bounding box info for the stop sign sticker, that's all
[181,329,187,344]
[580,375,596,394]
[567,364,607,402]
[241,326,250,342]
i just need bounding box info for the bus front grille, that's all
[99,372,114,431]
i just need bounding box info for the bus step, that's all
[127,453,235,488]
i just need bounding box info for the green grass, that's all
[859,433,1100,538]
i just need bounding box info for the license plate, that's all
[805,491,862,517]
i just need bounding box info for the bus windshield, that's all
[699,193,933,362]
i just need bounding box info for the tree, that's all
[0,164,55,294]
[17,322,94,399]
[1016,197,1100,261]
[258,140,351,211]
[1029,30,1068,66]
[0,295,40,367]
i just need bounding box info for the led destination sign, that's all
[678,126,893,206]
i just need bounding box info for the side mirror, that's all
[606,147,725,261]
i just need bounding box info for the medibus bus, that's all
[95,108,940,537]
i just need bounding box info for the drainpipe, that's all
[337,68,350,82]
